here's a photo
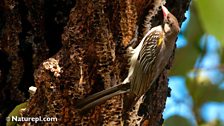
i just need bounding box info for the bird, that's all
[76,5,180,112]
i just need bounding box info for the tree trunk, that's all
[0,0,190,125]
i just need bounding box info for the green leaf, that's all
[184,4,204,45]
[163,115,192,126]
[194,0,224,46]
[6,102,27,126]
[186,75,224,108]
[200,120,224,126]
[170,43,199,76]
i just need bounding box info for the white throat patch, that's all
[164,23,171,33]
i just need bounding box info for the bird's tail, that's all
[76,83,130,112]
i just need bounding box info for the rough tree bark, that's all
[0,0,190,125]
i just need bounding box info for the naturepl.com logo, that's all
[6,116,57,123]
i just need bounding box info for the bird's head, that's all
[161,5,180,34]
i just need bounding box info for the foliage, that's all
[166,0,224,125]
[194,0,224,46]
[164,115,192,126]
[6,102,27,126]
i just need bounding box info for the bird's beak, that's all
[161,5,169,18]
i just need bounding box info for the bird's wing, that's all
[138,30,164,73]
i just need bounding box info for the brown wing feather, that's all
[138,31,162,73]
[131,31,163,97]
